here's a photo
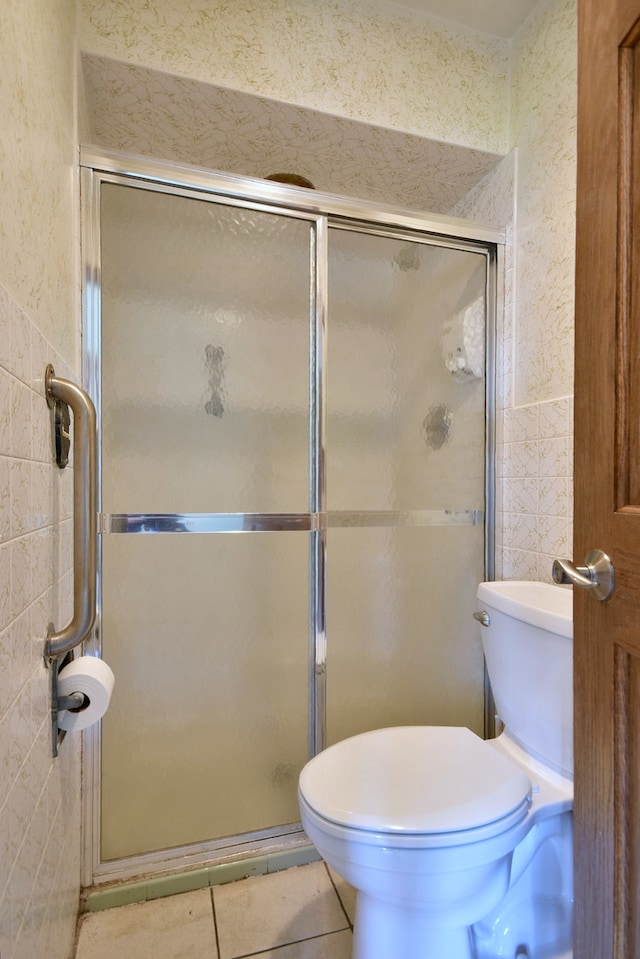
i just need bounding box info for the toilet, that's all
[298,581,573,959]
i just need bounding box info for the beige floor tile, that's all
[326,866,357,925]
[214,862,349,959]
[259,929,353,958]
[74,889,218,959]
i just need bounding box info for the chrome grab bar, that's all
[44,365,98,661]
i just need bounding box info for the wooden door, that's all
[575,1,640,954]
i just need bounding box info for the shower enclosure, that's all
[80,150,499,884]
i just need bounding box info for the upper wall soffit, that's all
[390,0,542,38]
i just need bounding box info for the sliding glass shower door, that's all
[88,165,494,875]
[326,229,487,744]
[98,184,317,860]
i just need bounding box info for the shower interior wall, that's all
[0,0,577,955]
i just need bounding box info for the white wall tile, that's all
[2,0,81,950]
[0,286,11,372]
[538,514,570,557]
[504,512,538,551]
[0,457,10,544]
[10,461,32,538]
[506,404,539,443]
[503,476,538,514]
[497,398,573,580]
[539,396,571,438]
[10,536,32,621]
[31,391,52,465]
[32,463,53,531]
[502,546,539,581]
[539,476,569,517]
[539,436,569,477]
[503,440,539,478]
[10,380,33,461]
[0,285,81,959]
[0,369,11,455]
[8,305,31,385]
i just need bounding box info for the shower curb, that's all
[81,844,321,912]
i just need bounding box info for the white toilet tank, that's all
[476,581,573,778]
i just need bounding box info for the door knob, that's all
[551,549,614,601]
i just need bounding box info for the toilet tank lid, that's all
[477,581,572,639]
[299,726,531,834]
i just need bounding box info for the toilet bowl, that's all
[298,581,573,959]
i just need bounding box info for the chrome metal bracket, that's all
[50,650,87,757]
[46,364,71,468]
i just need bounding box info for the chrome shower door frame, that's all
[80,148,502,887]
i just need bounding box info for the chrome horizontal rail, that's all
[106,513,316,534]
[102,509,484,534]
[328,509,484,528]
[45,366,98,661]
[80,146,505,246]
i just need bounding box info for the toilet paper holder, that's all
[57,691,86,711]
[51,654,115,756]
[50,654,81,756]
[50,653,93,757]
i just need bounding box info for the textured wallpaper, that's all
[451,150,516,414]
[453,0,577,582]
[0,0,79,364]
[79,0,510,154]
[82,53,502,214]
[511,0,577,406]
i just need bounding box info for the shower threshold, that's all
[86,827,317,910]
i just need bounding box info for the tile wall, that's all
[0,283,80,959]
[498,397,573,582]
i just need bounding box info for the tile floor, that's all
[74,861,355,959]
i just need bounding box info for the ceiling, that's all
[390,0,542,38]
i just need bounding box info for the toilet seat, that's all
[299,726,532,836]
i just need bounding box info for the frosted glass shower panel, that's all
[326,525,486,745]
[100,533,309,861]
[100,184,313,514]
[90,167,496,875]
[327,230,487,511]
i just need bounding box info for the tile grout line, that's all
[210,886,222,959]
[230,927,353,959]
[322,862,353,930]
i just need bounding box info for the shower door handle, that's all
[44,365,98,661]
[551,549,614,601]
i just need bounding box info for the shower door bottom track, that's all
[89,822,313,891]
